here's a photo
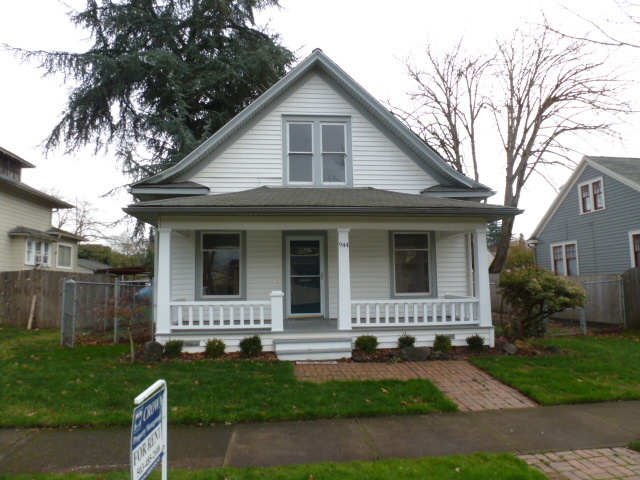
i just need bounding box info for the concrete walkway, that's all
[295,361,537,411]
[1,401,639,475]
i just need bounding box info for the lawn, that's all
[0,454,547,480]
[471,334,640,405]
[0,327,456,428]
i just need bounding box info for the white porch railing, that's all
[351,297,480,327]
[170,300,270,330]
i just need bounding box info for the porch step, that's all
[274,337,353,361]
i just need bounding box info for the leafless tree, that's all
[397,26,630,273]
[48,191,114,241]
[391,42,492,181]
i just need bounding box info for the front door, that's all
[286,235,325,317]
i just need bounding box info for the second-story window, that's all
[285,117,350,186]
[579,178,605,214]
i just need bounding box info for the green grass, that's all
[629,440,640,452]
[0,454,547,480]
[471,335,640,405]
[0,327,456,428]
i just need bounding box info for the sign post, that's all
[131,380,167,480]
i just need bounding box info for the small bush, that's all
[164,340,183,359]
[355,335,379,355]
[397,333,416,349]
[433,335,452,353]
[466,334,485,352]
[629,440,640,453]
[204,338,226,358]
[239,335,263,357]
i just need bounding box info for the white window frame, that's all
[628,230,640,268]
[197,231,245,300]
[283,116,352,187]
[390,231,435,297]
[25,238,51,266]
[56,243,73,269]
[578,177,605,214]
[550,241,579,276]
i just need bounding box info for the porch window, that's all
[551,242,578,276]
[25,239,50,266]
[57,244,72,269]
[284,117,350,186]
[392,233,431,295]
[201,232,242,297]
[578,178,605,214]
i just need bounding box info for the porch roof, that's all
[124,187,521,225]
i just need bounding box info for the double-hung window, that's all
[25,239,50,266]
[579,178,605,214]
[630,232,640,268]
[551,242,578,276]
[200,232,243,298]
[57,244,73,269]
[392,233,432,296]
[285,117,350,186]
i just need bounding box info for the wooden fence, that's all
[489,272,625,326]
[0,270,114,329]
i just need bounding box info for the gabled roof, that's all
[131,49,493,195]
[125,186,521,225]
[0,173,74,208]
[530,156,640,240]
[0,146,35,168]
[8,226,85,243]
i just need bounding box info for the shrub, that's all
[355,335,379,355]
[204,338,226,358]
[239,335,263,357]
[433,334,452,353]
[466,334,485,352]
[397,333,416,349]
[498,266,586,339]
[164,340,183,359]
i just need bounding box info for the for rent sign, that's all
[131,381,167,480]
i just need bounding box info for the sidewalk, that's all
[1,401,639,475]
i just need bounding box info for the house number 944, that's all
[339,242,350,248]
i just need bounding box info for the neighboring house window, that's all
[578,178,605,214]
[392,233,432,295]
[201,232,242,297]
[284,117,350,186]
[629,231,640,268]
[551,242,578,276]
[57,244,73,269]
[25,239,50,266]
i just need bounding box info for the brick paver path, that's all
[521,448,640,480]
[294,360,537,412]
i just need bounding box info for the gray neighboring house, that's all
[529,156,640,275]
[77,258,113,274]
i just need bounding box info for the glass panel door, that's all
[287,236,324,316]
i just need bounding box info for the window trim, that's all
[25,238,51,266]
[389,231,437,298]
[628,230,640,268]
[578,177,605,214]
[282,115,352,187]
[550,241,580,276]
[56,243,73,269]
[196,231,246,300]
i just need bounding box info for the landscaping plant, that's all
[466,334,485,351]
[164,340,184,359]
[433,334,452,353]
[239,334,263,357]
[204,338,226,358]
[498,266,586,339]
[397,333,416,349]
[355,335,379,355]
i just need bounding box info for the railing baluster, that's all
[188,306,193,327]
[365,304,371,324]
[376,304,381,323]
[385,304,390,323]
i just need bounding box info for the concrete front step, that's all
[274,337,353,361]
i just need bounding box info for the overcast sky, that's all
[1,0,638,239]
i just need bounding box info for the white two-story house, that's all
[125,50,521,359]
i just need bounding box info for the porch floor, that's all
[283,318,338,332]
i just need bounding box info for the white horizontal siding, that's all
[191,74,437,194]
[246,230,282,301]
[171,230,195,301]
[350,230,390,302]
[436,233,471,296]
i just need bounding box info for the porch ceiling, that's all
[125,187,521,225]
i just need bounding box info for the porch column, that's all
[270,291,284,332]
[155,227,172,336]
[337,228,352,330]
[473,228,493,332]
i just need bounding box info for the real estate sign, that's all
[131,380,167,480]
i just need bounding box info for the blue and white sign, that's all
[131,380,167,480]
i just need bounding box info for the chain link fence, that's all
[61,278,153,348]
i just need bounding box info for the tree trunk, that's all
[489,216,515,273]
